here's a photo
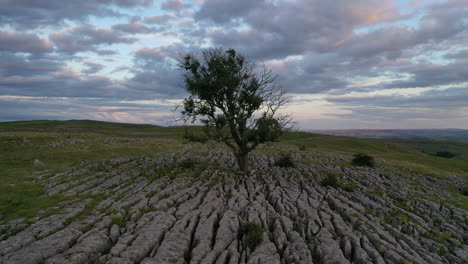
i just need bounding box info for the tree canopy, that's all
[179,48,291,172]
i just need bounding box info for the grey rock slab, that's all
[247,242,280,264]
[33,159,46,168]
[2,227,81,264]
[146,212,200,263]
[118,212,176,263]
[45,231,111,264]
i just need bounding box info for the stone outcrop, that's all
[1,146,467,264]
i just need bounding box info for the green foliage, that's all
[111,215,126,228]
[224,190,232,200]
[320,173,339,188]
[434,151,455,159]
[422,231,453,243]
[268,231,275,242]
[183,128,208,143]
[274,153,295,168]
[239,221,264,251]
[351,153,375,167]
[178,158,199,169]
[459,186,468,196]
[438,246,447,256]
[179,48,289,172]
[339,181,357,192]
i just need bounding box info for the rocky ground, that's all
[0,146,467,264]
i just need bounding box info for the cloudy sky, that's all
[1,0,467,129]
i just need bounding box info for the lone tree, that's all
[179,48,291,172]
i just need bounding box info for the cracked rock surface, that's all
[1,146,467,264]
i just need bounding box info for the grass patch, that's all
[0,183,67,221]
[239,221,264,251]
[281,131,468,178]
[274,153,295,168]
[351,153,375,167]
[320,172,339,188]
[111,215,126,227]
[64,194,104,225]
[422,231,452,243]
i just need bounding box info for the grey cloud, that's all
[0,52,63,77]
[134,44,189,61]
[0,73,128,98]
[113,22,151,34]
[444,49,468,60]
[82,60,104,75]
[144,14,176,24]
[50,25,136,53]
[110,66,130,74]
[95,49,119,55]
[332,107,468,124]
[339,8,468,59]
[121,64,185,99]
[379,61,468,89]
[123,45,191,99]
[161,0,190,11]
[0,0,152,29]
[195,0,265,24]
[205,0,408,60]
[327,86,468,109]
[0,97,174,124]
[0,30,52,53]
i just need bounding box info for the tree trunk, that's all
[237,152,249,173]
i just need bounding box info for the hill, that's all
[309,129,468,141]
[0,120,467,263]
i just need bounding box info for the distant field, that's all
[309,128,468,140]
[1,120,467,220]
[385,139,468,160]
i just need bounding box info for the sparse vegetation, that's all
[239,221,264,251]
[459,186,468,196]
[111,215,126,228]
[183,128,208,143]
[351,153,375,167]
[274,153,295,168]
[422,231,453,243]
[434,151,455,159]
[320,172,339,188]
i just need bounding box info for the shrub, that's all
[111,215,125,228]
[434,151,455,159]
[239,221,263,251]
[351,153,375,167]
[320,173,339,188]
[459,186,468,196]
[339,181,357,192]
[274,153,295,168]
[183,129,208,143]
[179,158,198,169]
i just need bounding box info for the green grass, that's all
[0,122,184,221]
[239,221,264,251]
[282,132,468,178]
[422,231,453,243]
[386,139,468,160]
[111,215,126,228]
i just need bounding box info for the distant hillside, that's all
[0,119,159,130]
[309,129,468,140]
